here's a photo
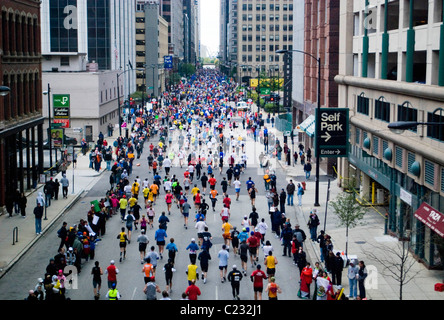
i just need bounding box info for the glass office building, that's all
[87,0,111,70]
[49,0,79,52]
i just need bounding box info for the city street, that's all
[0,115,306,301]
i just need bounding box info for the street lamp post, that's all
[388,108,444,134]
[116,68,138,137]
[277,49,321,207]
[42,84,53,176]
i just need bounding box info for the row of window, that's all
[242,24,294,32]
[242,14,293,21]
[1,8,40,56]
[357,95,443,142]
[240,32,292,42]
[241,3,294,12]
[242,52,293,63]
[356,127,444,193]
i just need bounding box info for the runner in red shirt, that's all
[250,264,267,300]
[208,175,217,190]
[247,231,259,268]
[222,195,231,209]
[185,279,201,300]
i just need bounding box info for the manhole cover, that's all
[355,241,366,244]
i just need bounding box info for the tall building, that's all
[135,0,168,98]
[336,0,444,268]
[293,0,340,176]
[183,0,199,64]
[227,0,294,84]
[40,0,136,97]
[0,0,44,210]
[219,0,230,73]
[40,0,136,143]
[159,0,184,59]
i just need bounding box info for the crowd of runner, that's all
[26,69,356,301]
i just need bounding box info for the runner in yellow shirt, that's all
[117,227,128,262]
[264,251,278,279]
[221,221,233,247]
[119,196,128,222]
[186,262,199,285]
[191,185,200,197]
[143,187,150,207]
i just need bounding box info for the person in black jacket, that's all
[34,203,44,235]
[58,222,68,251]
[331,252,344,286]
[279,189,286,214]
[307,210,320,241]
[227,265,243,300]
[317,230,327,263]
[281,223,293,257]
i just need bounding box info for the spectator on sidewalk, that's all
[347,261,359,300]
[18,192,27,218]
[297,183,304,206]
[304,161,312,180]
[307,210,320,241]
[60,174,69,199]
[286,180,295,206]
[33,202,44,235]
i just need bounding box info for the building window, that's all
[374,98,390,122]
[441,168,444,193]
[357,94,369,115]
[60,56,70,66]
[397,102,418,132]
[427,111,444,142]
[355,127,361,145]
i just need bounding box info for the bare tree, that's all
[366,238,422,300]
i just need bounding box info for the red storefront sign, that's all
[414,202,444,238]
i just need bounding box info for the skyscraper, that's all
[222,0,294,82]
[40,0,136,97]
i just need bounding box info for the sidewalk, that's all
[0,133,118,279]
[262,120,444,300]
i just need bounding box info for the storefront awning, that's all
[298,115,316,138]
[414,202,444,238]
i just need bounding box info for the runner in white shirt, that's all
[178,150,185,168]
[233,179,242,201]
[257,219,268,244]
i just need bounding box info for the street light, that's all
[42,84,54,176]
[277,49,322,207]
[388,108,444,134]
[116,68,135,137]
[0,86,11,96]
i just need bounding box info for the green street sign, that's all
[53,94,70,128]
[53,94,70,107]
[260,88,271,95]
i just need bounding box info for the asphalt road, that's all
[0,128,306,301]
